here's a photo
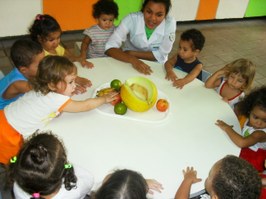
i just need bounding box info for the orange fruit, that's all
[156,99,169,112]
[114,102,127,115]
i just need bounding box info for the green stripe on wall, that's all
[245,0,266,17]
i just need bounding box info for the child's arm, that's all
[80,36,92,65]
[165,54,178,82]
[175,167,202,199]
[2,81,31,99]
[205,66,228,88]
[146,179,163,194]
[173,63,202,89]
[216,120,266,148]
[62,91,118,112]
[64,48,94,69]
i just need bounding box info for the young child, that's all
[93,169,163,199]
[175,155,261,199]
[80,0,118,61]
[7,131,94,199]
[205,58,256,109]
[0,55,117,165]
[0,39,44,110]
[165,29,205,89]
[29,14,92,94]
[215,86,266,172]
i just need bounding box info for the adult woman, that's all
[105,0,176,75]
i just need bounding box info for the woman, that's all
[105,0,176,75]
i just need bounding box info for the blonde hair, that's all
[225,58,256,91]
[31,56,76,95]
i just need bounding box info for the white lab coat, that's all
[105,12,176,63]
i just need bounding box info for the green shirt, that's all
[145,26,154,40]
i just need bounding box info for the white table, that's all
[44,57,240,199]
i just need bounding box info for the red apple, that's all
[156,99,169,112]
[110,94,122,106]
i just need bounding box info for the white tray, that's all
[92,83,170,123]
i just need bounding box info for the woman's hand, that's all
[146,179,163,194]
[131,59,153,75]
[73,76,92,94]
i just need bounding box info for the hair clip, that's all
[10,156,17,163]
[32,193,40,198]
[64,163,72,169]
[35,14,44,21]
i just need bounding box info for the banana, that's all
[130,83,148,101]
[96,87,114,97]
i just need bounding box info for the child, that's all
[216,86,266,172]
[0,55,117,165]
[165,29,205,89]
[29,14,92,94]
[205,58,256,109]
[8,131,94,199]
[175,155,261,199]
[80,0,118,61]
[93,169,163,199]
[0,39,44,110]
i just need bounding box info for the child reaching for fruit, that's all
[0,56,118,164]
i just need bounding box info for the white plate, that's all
[92,83,170,123]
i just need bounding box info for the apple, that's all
[156,99,169,112]
[110,93,122,106]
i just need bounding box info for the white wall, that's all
[0,0,42,37]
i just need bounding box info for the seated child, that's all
[165,28,205,89]
[29,14,92,94]
[215,86,266,172]
[0,39,44,110]
[93,169,163,199]
[175,155,261,199]
[0,56,118,165]
[7,131,94,199]
[205,58,255,109]
[80,0,118,61]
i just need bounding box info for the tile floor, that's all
[0,18,266,87]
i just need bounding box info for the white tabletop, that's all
[44,57,240,199]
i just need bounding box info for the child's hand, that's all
[182,167,202,184]
[165,70,177,82]
[173,78,186,89]
[103,91,119,103]
[215,120,233,131]
[146,179,163,194]
[81,60,94,69]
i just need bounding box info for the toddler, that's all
[165,29,205,89]
[205,58,256,109]
[216,86,266,172]
[175,155,261,199]
[0,39,44,110]
[0,55,117,164]
[7,131,94,199]
[80,0,118,61]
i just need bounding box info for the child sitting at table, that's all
[0,39,44,110]
[175,155,261,199]
[7,131,94,199]
[165,28,205,89]
[93,169,163,199]
[29,14,92,94]
[205,58,256,109]
[0,55,118,165]
[215,86,266,172]
[80,0,118,61]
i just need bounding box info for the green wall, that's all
[245,0,266,17]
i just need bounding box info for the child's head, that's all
[238,86,266,129]
[10,39,44,79]
[225,58,256,91]
[8,131,77,198]
[205,155,261,199]
[95,169,148,199]
[29,14,61,52]
[32,56,77,96]
[179,29,205,61]
[93,0,119,30]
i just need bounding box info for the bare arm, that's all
[165,54,178,82]
[124,50,156,61]
[205,66,228,88]
[80,36,91,62]
[215,120,266,148]
[3,81,31,99]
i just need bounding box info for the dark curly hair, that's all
[212,155,261,199]
[142,0,172,15]
[94,169,148,199]
[93,0,119,19]
[237,85,266,117]
[7,131,77,199]
[181,29,205,51]
[29,14,61,43]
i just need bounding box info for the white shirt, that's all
[105,12,176,63]
[14,165,94,199]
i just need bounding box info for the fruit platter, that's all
[92,77,170,123]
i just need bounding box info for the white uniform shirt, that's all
[14,165,94,199]
[105,12,176,63]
